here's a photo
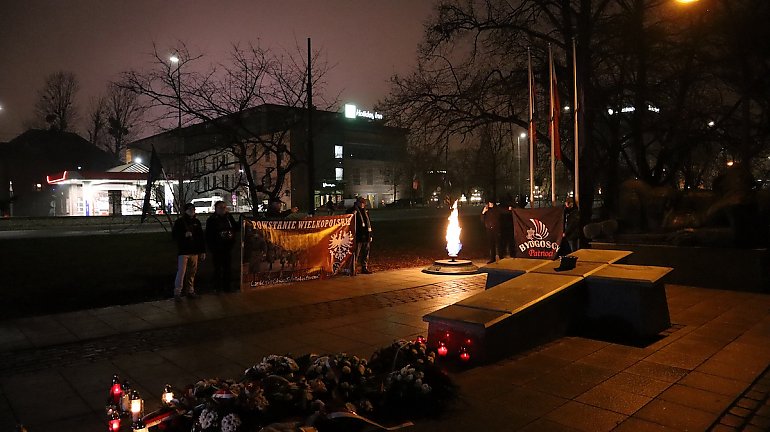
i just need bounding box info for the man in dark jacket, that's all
[206,201,239,293]
[266,199,298,218]
[563,197,581,253]
[481,198,501,263]
[172,203,206,300]
[498,194,515,258]
[347,196,373,274]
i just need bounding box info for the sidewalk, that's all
[1,265,769,431]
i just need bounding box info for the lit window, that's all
[335,168,344,181]
[334,145,343,159]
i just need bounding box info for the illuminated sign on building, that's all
[344,103,383,120]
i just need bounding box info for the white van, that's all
[191,196,224,213]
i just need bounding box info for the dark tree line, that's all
[381,0,770,220]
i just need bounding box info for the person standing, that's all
[206,201,239,293]
[481,198,501,264]
[266,199,298,218]
[347,197,373,274]
[498,194,515,258]
[563,197,581,254]
[172,203,206,301]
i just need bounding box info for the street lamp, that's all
[517,132,527,197]
[170,54,181,129]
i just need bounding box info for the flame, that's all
[445,200,462,257]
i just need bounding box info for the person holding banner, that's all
[563,197,581,254]
[347,196,373,274]
[266,199,299,218]
[206,201,239,293]
[172,203,206,301]
[481,198,502,264]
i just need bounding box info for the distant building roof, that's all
[0,129,114,170]
[107,162,149,173]
[128,103,405,156]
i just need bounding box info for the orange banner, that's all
[241,215,355,288]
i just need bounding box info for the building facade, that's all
[128,103,409,213]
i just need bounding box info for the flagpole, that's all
[548,44,556,207]
[528,48,535,207]
[572,38,580,207]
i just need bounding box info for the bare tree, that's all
[86,96,107,148]
[34,71,79,132]
[104,83,145,163]
[122,41,335,212]
[381,0,746,220]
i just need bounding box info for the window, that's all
[224,174,230,188]
[203,176,209,190]
[366,168,373,185]
[334,145,343,159]
[352,168,361,185]
[335,168,344,181]
[383,168,392,184]
[213,175,218,188]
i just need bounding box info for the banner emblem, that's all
[513,208,564,259]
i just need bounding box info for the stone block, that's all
[568,249,633,264]
[531,261,609,278]
[479,258,551,288]
[584,264,673,337]
[424,273,586,363]
[458,273,584,313]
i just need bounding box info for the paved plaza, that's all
[1,265,769,431]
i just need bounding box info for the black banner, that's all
[513,207,564,259]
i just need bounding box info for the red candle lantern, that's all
[108,411,121,431]
[459,346,470,362]
[437,341,448,357]
[109,375,123,406]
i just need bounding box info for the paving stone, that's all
[658,384,732,415]
[518,418,583,431]
[576,383,653,415]
[710,424,738,432]
[748,414,770,429]
[613,417,673,432]
[737,398,761,411]
[635,398,718,431]
[677,371,747,398]
[545,400,626,432]
[601,372,673,398]
[719,413,745,428]
[625,360,689,383]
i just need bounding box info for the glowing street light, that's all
[170,53,182,129]
[517,132,528,196]
[675,0,700,3]
[134,157,142,164]
[708,120,715,127]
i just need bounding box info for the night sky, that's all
[0,0,434,141]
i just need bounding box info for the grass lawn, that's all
[0,215,487,319]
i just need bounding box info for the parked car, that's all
[191,196,225,213]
